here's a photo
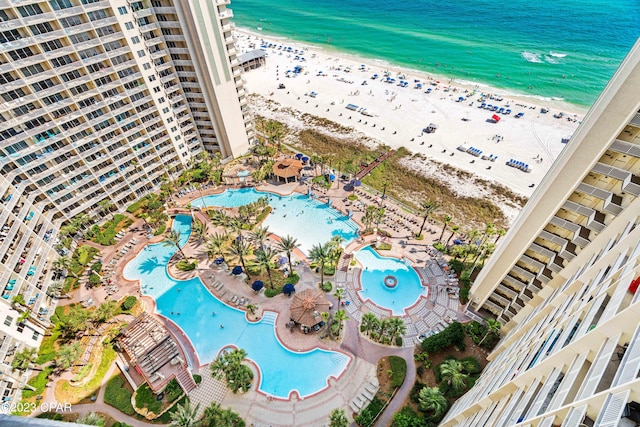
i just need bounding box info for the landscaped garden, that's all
[87,214,133,246]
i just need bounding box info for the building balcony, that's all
[219,9,234,20]
[576,182,624,215]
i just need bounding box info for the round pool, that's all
[355,246,427,315]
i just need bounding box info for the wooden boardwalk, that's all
[355,149,396,180]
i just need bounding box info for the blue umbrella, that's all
[301,156,309,163]
[278,256,288,266]
[232,266,243,275]
[251,281,264,292]
[295,153,304,159]
[329,174,336,181]
[214,257,225,265]
[283,283,295,295]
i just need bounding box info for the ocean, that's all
[230,0,639,108]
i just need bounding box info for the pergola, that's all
[290,288,331,328]
[272,158,303,183]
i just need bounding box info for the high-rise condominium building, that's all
[441,40,640,425]
[0,0,251,404]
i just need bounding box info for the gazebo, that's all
[272,158,303,183]
[290,288,331,330]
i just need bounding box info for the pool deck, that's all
[61,179,469,426]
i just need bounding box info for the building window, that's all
[40,39,64,52]
[162,107,169,113]
[170,126,177,132]
[8,47,34,60]
[21,63,45,78]
[153,86,160,93]
[148,75,156,82]
[17,4,43,17]
[59,16,83,28]
[31,78,56,92]
[137,49,146,58]
[50,0,73,10]
[32,331,39,341]
[49,55,73,67]
[143,62,151,70]
[4,316,12,326]
[118,6,128,15]
[125,22,134,30]
[29,22,54,36]
[158,97,165,103]
[0,29,22,43]
[131,36,140,44]
[87,10,108,21]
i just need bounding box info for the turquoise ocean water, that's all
[231,0,639,108]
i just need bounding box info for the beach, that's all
[236,29,584,203]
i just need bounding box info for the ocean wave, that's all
[545,56,559,64]
[549,51,567,58]
[521,51,542,63]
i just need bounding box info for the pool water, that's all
[190,188,359,254]
[123,215,350,398]
[355,246,427,315]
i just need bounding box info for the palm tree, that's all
[46,281,64,299]
[191,218,208,244]
[387,317,407,339]
[418,386,448,419]
[333,288,345,307]
[76,412,105,426]
[93,301,117,323]
[494,228,506,244]
[227,238,252,278]
[277,235,300,274]
[169,401,200,427]
[478,318,502,346]
[361,312,378,336]
[11,348,36,371]
[246,304,257,315]
[163,230,187,259]
[55,342,82,370]
[309,242,331,285]
[328,408,349,427]
[439,215,452,241]
[416,199,438,237]
[439,359,468,393]
[446,225,460,246]
[249,225,270,251]
[205,232,227,259]
[52,256,72,277]
[71,213,92,235]
[202,402,243,427]
[333,309,349,335]
[254,247,277,288]
[97,199,115,220]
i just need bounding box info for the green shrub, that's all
[89,273,101,285]
[348,194,358,201]
[104,375,135,415]
[264,288,281,298]
[432,241,444,250]
[193,374,202,384]
[164,379,183,402]
[127,200,144,214]
[135,383,162,414]
[420,322,465,353]
[154,224,167,235]
[255,206,272,224]
[459,357,482,374]
[354,397,384,427]
[388,356,407,388]
[121,296,137,311]
[395,336,403,346]
[320,281,332,292]
[176,260,196,271]
[409,381,423,404]
[392,406,426,427]
[377,242,392,250]
[156,395,187,424]
[22,366,54,399]
[37,413,64,420]
[90,262,102,272]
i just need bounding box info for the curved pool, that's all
[355,246,427,315]
[123,215,350,398]
[190,188,359,254]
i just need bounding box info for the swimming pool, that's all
[355,246,427,315]
[123,215,349,398]
[190,188,359,254]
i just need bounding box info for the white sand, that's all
[236,29,583,201]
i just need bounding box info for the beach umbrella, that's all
[329,174,336,181]
[214,257,225,265]
[251,280,264,292]
[232,266,243,275]
[295,153,303,160]
[278,256,288,266]
[301,156,309,163]
[283,283,295,295]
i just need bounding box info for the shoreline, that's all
[237,27,590,115]
[236,28,583,207]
